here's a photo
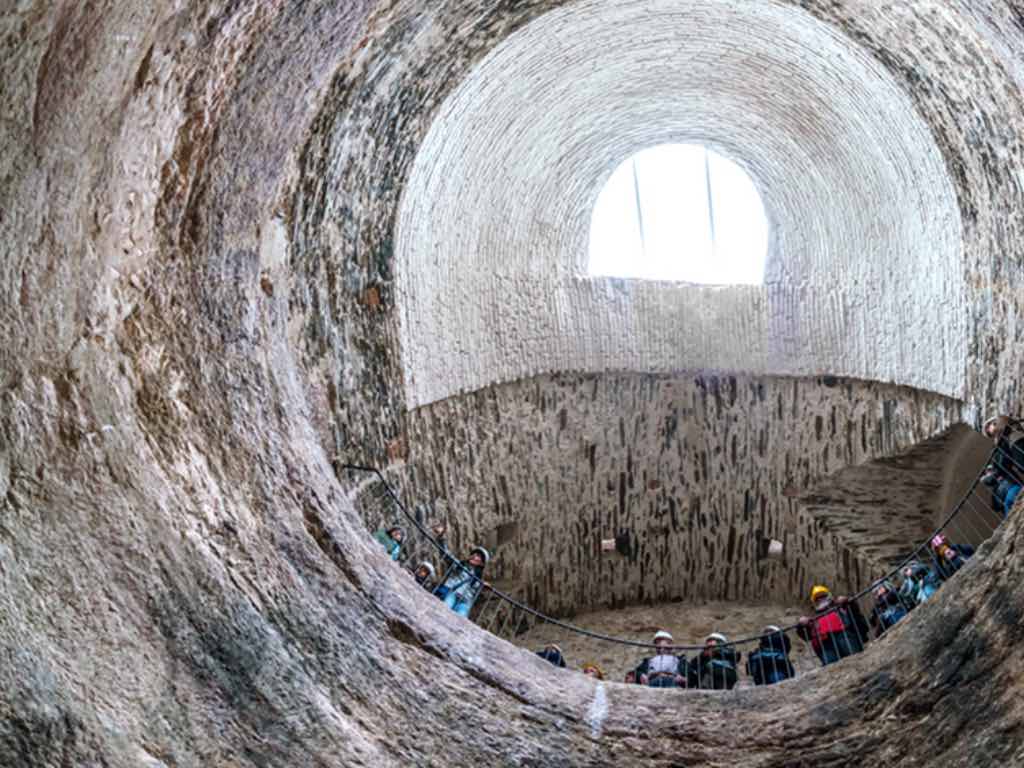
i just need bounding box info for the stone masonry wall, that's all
[399,373,963,617]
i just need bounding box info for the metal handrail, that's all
[342,419,1016,652]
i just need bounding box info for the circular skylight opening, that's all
[588,144,769,284]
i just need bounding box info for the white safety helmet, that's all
[705,633,728,645]
[469,546,490,565]
[762,625,782,636]
[653,630,674,643]
[983,416,1003,437]
[418,562,436,577]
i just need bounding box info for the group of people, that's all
[369,415,1019,689]
[535,627,795,690]
[629,630,750,689]
[980,415,1024,517]
[374,522,491,618]
[885,534,974,616]
[375,523,976,687]
[786,533,972,670]
[537,645,605,680]
[535,529,976,689]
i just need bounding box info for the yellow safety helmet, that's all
[810,585,831,603]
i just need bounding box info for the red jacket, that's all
[797,604,868,653]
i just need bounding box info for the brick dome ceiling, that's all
[396,0,964,409]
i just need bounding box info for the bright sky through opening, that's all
[588,145,768,284]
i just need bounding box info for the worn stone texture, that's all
[399,373,964,617]
[796,423,997,574]
[3,1,1024,767]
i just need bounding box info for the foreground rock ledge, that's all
[2,2,1024,766]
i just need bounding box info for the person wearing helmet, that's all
[868,579,910,638]
[434,546,489,617]
[429,520,450,551]
[636,630,688,688]
[983,416,1005,441]
[536,644,566,668]
[928,534,974,582]
[581,662,605,680]
[984,416,1024,478]
[373,526,405,561]
[898,560,942,606]
[746,626,796,686]
[796,585,869,666]
[413,562,436,589]
[981,416,1024,516]
[980,464,1022,517]
[687,633,740,690]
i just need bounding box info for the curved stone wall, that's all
[3,1,1024,765]
[401,373,963,616]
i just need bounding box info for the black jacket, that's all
[993,431,1024,484]
[414,571,435,591]
[687,646,741,690]
[932,543,973,581]
[536,648,566,668]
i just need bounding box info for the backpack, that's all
[751,649,791,684]
[434,575,472,601]
[814,610,845,637]
[699,659,737,689]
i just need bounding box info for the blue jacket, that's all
[870,596,908,638]
[435,561,485,606]
[900,564,942,605]
[373,529,403,561]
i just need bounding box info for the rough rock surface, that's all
[2,1,1024,767]
[795,423,996,575]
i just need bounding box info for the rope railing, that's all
[343,417,1023,687]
